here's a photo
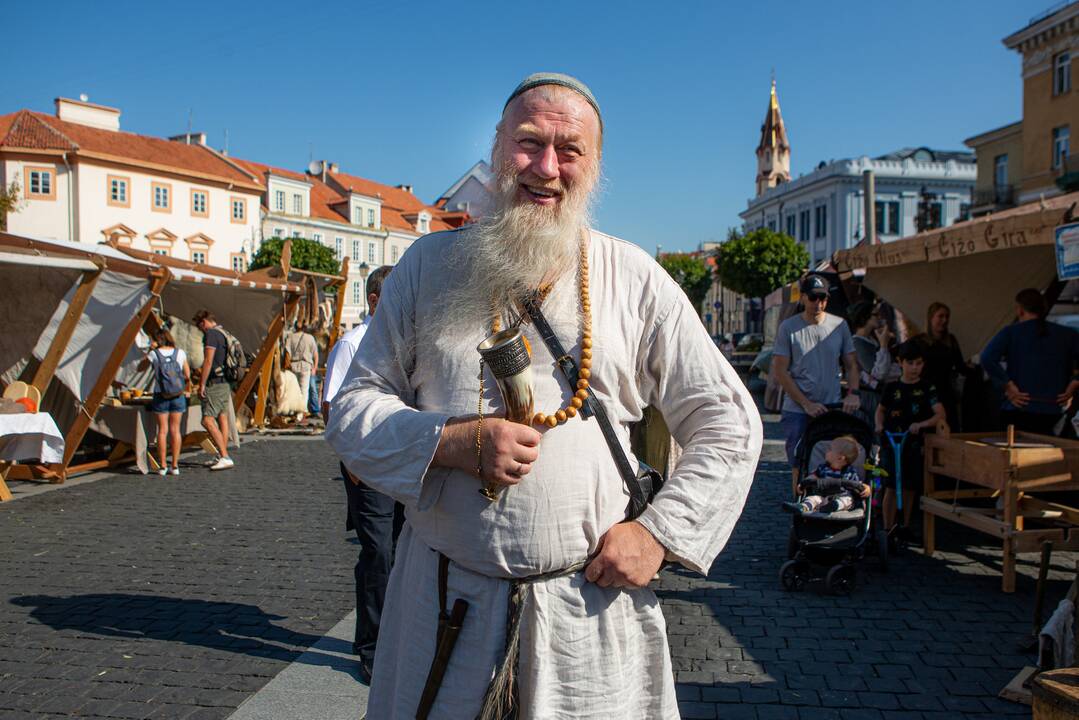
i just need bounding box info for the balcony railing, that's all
[973,185,1014,207]
[1057,155,1079,193]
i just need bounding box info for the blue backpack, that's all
[154,349,186,398]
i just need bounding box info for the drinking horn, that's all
[476,327,535,500]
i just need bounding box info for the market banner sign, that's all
[834,195,1075,271]
[834,238,925,271]
[1056,221,1079,280]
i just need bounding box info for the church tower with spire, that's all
[755,78,791,197]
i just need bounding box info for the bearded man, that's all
[326,73,762,718]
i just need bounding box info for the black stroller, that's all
[779,408,886,595]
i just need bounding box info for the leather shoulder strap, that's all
[522,296,645,508]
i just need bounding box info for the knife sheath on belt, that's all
[415,597,469,719]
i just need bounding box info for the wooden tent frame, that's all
[0,232,301,494]
[233,240,348,428]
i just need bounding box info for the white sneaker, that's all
[210,457,234,471]
[157,468,167,476]
[205,456,221,467]
[170,468,180,476]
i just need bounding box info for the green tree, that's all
[249,236,340,276]
[0,180,21,232]
[713,228,808,300]
[658,252,713,312]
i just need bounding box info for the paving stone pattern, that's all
[0,413,1064,719]
[661,411,1062,720]
[0,437,355,720]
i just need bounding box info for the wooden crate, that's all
[1034,668,1079,719]
[923,430,1079,592]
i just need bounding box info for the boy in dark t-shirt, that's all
[875,341,945,535]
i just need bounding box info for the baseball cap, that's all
[800,275,829,299]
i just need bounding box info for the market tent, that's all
[0,232,163,480]
[241,240,349,345]
[108,243,303,418]
[833,192,1078,356]
[0,232,301,479]
[0,251,100,381]
[107,243,302,353]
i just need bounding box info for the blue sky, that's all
[8,1,1046,252]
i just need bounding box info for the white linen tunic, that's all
[326,229,762,719]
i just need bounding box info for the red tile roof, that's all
[230,157,308,184]
[308,178,350,222]
[0,110,261,189]
[326,170,454,233]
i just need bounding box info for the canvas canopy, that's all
[0,231,300,479]
[0,235,292,400]
[0,236,155,407]
[833,192,1078,357]
[0,252,99,378]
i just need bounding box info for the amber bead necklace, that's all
[490,237,592,428]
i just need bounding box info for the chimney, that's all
[329,162,339,173]
[397,184,414,194]
[168,132,207,146]
[55,96,121,131]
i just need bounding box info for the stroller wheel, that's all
[876,529,889,572]
[779,560,808,592]
[786,526,799,560]
[825,564,856,596]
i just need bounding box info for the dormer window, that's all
[353,206,363,225]
[274,190,285,212]
[367,208,375,227]
[418,215,430,233]
[292,193,302,215]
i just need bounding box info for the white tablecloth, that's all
[91,401,238,473]
[0,412,64,464]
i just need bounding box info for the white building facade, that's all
[740,149,976,265]
[1,98,262,269]
[235,159,459,329]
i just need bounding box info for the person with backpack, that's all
[193,310,237,471]
[143,328,191,476]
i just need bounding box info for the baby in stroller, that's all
[780,412,885,595]
[782,436,870,515]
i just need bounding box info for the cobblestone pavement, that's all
[0,412,1063,719]
[662,409,1060,720]
[0,436,356,720]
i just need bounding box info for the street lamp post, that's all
[358,261,370,320]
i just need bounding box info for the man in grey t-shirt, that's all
[772,275,861,491]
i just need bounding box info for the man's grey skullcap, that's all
[503,72,602,130]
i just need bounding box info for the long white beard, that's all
[433,164,596,341]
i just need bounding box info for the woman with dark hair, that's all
[847,301,898,423]
[982,288,1079,435]
[913,302,968,431]
[141,328,191,475]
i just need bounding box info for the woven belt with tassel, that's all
[475,558,591,720]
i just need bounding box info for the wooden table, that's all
[87,399,237,474]
[922,428,1079,592]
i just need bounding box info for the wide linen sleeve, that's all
[632,289,763,575]
[324,263,451,507]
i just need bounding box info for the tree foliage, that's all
[713,228,808,299]
[0,180,21,232]
[658,252,713,311]
[249,236,340,276]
